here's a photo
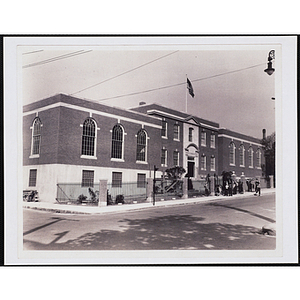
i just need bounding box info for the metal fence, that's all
[56,183,99,205]
[153,178,183,200]
[107,181,147,204]
[188,178,207,197]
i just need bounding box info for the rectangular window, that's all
[201,155,206,170]
[210,156,215,171]
[112,172,122,188]
[161,120,167,138]
[210,134,215,148]
[161,149,167,166]
[82,170,94,187]
[173,124,179,140]
[137,173,146,188]
[29,169,37,187]
[201,131,206,146]
[188,128,193,142]
[173,151,179,166]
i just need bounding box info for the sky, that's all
[20,42,276,139]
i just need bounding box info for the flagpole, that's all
[185,74,188,113]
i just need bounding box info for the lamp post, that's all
[264,50,275,76]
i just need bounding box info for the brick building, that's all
[23,93,264,203]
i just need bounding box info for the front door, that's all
[187,157,195,178]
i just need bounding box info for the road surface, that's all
[23,193,276,250]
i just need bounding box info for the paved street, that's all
[23,193,276,250]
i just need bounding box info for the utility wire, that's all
[70,50,179,96]
[22,50,44,55]
[95,62,266,102]
[23,50,92,69]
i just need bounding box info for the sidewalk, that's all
[23,188,276,215]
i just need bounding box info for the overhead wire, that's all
[23,50,92,69]
[70,50,180,96]
[95,62,267,102]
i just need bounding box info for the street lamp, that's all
[264,50,275,76]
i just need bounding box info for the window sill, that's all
[81,155,97,160]
[136,161,148,164]
[29,154,40,159]
[173,138,180,142]
[161,164,168,167]
[229,163,235,166]
[249,166,253,169]
[111,158,125,162]
[162,136,168,139]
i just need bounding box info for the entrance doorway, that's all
[187,157,195,178]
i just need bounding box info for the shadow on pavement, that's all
[23,214,276,251]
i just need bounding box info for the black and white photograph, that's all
[4,35,297,265]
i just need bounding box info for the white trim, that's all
[80,155,97,160]
[218,134,262,147]
[29,154,39,159]
[110,158,125,162]
[147,109,219,131]
[24,102,162,129]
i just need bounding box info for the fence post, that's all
[182,177,188,199]
[146,178,153,203]
[98,180,108,206]
[269,175,274,188]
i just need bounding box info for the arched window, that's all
[31,117,42,156]
[239,144,245,166]
[136,129,147,162]
[111,124,124,159]
[229,142,236,165]
[81,118,96,156]
[256,148,262,168]
[248,146,254,168]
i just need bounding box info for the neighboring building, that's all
[23,93,264,203]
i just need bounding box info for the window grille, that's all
[174,124,179,140]
[256,149,262,168]
[201,155,206,170]
[31,117,42,155]
[201,131,206,146]
[137,173,146,188]
[161,149,167,166]
[112,172,122,188]
[210,156,215,171]
[249,147,254,167]
[81,118,96,156]
[81,170,94,187]
[111,124,123,159]
[29,169,37,186]
[229,142,236,165]
[173,150,179,166]
[136,129,147,161]
[239,144,245,166]
[161,120,167,137]
[210,134,215,148]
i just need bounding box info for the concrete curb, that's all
[23,189,276,215]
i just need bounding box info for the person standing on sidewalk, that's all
[254,178,261,196]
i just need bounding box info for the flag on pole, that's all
[187,78,194,98]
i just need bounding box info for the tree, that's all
[261,132,275,181]
[165,166,186,180]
